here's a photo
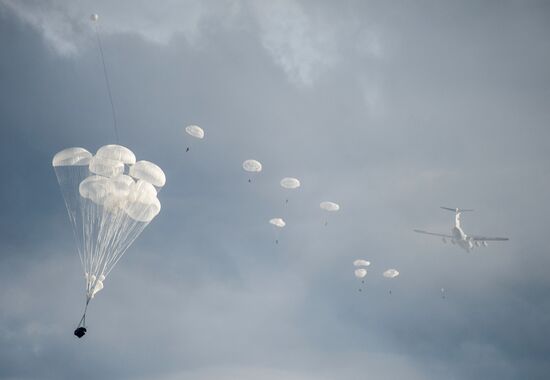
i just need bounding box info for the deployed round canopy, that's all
[269,218,286,228]
[52,147,92,166]
[353,259,370,267]
[280,177,301,189]
[242,159,262,172]
[355,268,367,279]
[91,14,99,22]
[129,160,166,187]
[53,145,165,303]
[383,269,400,278]
[320,201,340,212]
[185,125,205,139]
[96,144,136,164]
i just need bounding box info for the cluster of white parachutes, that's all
[240,159,341,237]
[53,145,165,302]
[193,127,338,240]
[185,125,341,236]
[353,259,400,292]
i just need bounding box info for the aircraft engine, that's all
[483,241,488,247]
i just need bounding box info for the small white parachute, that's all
[353,259,370,267]
[91,14,99,22]
[383,269,400,278]
[269,218,286,228]
[242,159,262,172]
[354,268,367,279]
[280,177,300,189]
[320,201,340,212]
[185,125,205,139]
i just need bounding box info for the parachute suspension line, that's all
[77,297,91,329]
[93,19,120,143]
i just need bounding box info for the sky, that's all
[1,1,550,379]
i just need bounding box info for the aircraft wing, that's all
[470,235,509,241]
[413,229,452,238]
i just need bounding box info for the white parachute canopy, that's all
[280,177,300,189]
[53,145,165,302]
[383,269,400,278]
[269,218,286,228]
[185,125,205,139]
[320,201,340,212]
[353,259,370,267]
[354,268,367,279]
[242,159,262,172]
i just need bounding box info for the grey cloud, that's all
[1,1,550,380]
[1,0,380,86]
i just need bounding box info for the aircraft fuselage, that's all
[452,226,473,252]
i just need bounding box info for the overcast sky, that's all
[1,1,550,379]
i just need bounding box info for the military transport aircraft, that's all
[414,207,509,252]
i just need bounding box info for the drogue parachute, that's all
[52,145,165,338]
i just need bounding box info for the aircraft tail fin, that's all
[440,207,474,213]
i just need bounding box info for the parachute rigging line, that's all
[92,17,120,143]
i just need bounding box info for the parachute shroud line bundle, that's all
[53,145,165,338]
[91,13,120,143]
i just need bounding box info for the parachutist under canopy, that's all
[186,147,190,152]
[248,179,251,183]
[74,327,87,338]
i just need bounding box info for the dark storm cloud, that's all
[1,1,550,379]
